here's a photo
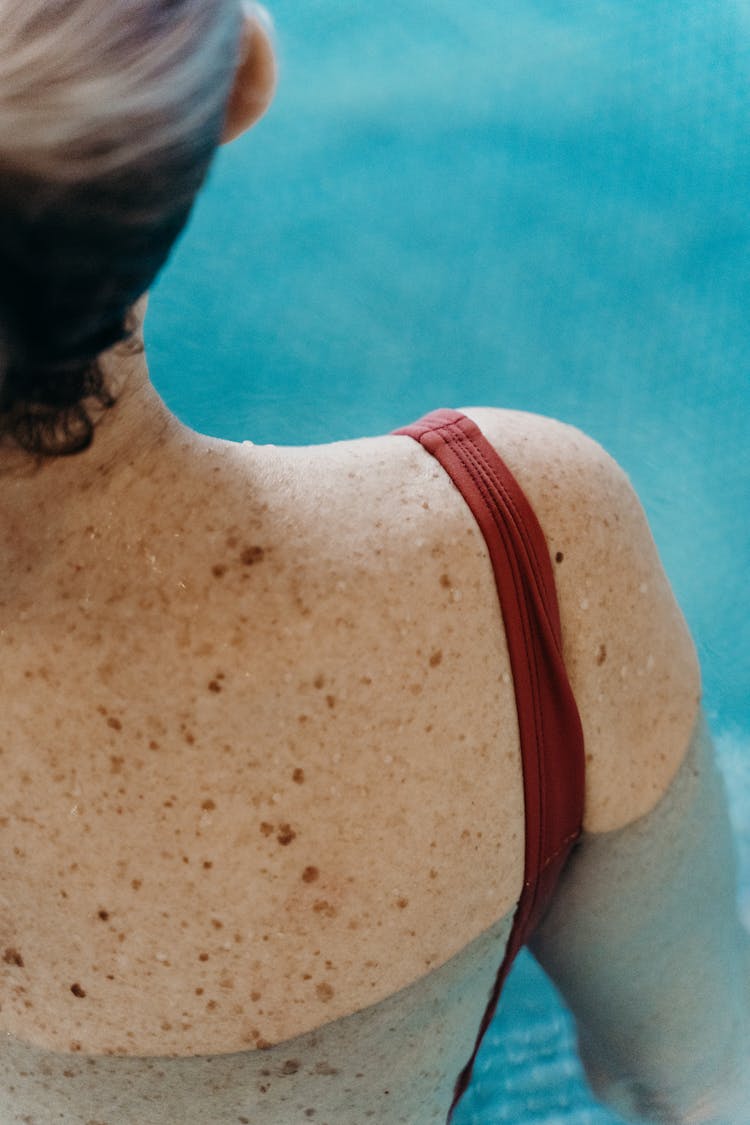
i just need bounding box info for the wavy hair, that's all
[0,0,243,454]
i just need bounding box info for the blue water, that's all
[147,2,750,1119]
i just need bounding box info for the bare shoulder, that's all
[460,407,702,832]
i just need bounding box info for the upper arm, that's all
[531,715,750,1123]
[460,406,701,831]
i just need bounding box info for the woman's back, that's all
[0,401,702,1121]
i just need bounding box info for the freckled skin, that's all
[0,377,700,1123]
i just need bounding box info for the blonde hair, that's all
[0,0,243,453]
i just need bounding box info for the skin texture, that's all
[1,9,738,1122]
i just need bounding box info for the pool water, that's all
[147,2,750,1120]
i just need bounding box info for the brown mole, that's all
[240,546,265,566]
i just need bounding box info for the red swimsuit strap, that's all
[393,409,585,1120]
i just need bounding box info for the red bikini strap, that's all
[393,409,585,1119]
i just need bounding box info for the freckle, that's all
[212,564,227,578]
[207,999,218,1010]
[149,740,160,750]
[109,755,124,774]
[198,952,210,962]
[98,909,110,922]
[555,551,564,563]
[3,947,24,967]
[195,987,204,996]
[429,868,438,879]
[70,1041,82,1052]
[260,822,274,837]
[202,860,213,870]
[302,865,319,883]
[316,982,335,1002]
[429,650,443,668]
[313,674,325,690]
[298,714,308,724]
[183,731,195,745]
[70,983,86,998]
[131,879,142,890]
[240,546,265,566]
[313,900,336,918]
[281,1059,301,1075]
[596,644,607,666]
[201,799,216,811]
[227,535,239,549]
[107,716,122,731]
[325,695,336,709]
[234,932,244,943]
[396,897,409,909]
[440,573,451,588]
[360,675,372,686]
[277,824,296,846]
[208,680,222,693]
[292,768,305,784]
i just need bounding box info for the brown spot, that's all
[305,1110,316,1118]
[149,739,160,751]
[107,716,122,732]
[201,799,216,811]
[211,564,227,578]
[313,674,325,690]
[440,573,451,588]
[131,879,142,891]
[260,821,274,837]
[198,952,210,962]
[206,999,218,1010]
[251,990,262,1002]
[302,865,319,883]
[313,900,337,918]
[3,947,24,967]
[429,649,443,668]
[297,714,308,724]
[70,983,86,998]
[596,644,607,666]
[429,868,438,880]
[208,680,222,693]
[396,897,409,909]
[240,546,265,566]
[315,982,335,1003]
[183,731,195,745]
[280,1059,301,1075]
[292,768,305,784]
[97,910,110,922]
[109,755,124,774]
[555,551,564,564]
[202,860,213,870]
[325,695,336,709]
[277,824,296,846]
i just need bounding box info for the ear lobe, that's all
[220,6,277,145]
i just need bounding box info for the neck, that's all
[0,344,190,532]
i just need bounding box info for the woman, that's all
[0,2,747,1122]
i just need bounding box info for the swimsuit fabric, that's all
[393,410,586,1119]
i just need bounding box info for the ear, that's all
[220,4,277,144]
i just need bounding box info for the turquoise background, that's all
[147,3,750,1119]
